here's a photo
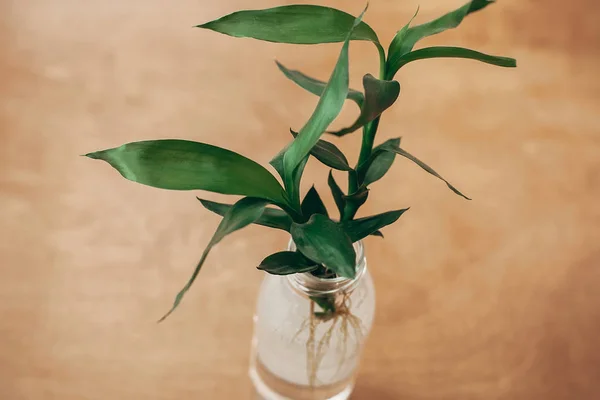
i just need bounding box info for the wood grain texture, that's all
[1,0,599,399]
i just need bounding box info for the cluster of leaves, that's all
[85,1,515,320]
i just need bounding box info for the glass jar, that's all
[249,240,375,400]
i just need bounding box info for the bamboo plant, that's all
[86,1,516,321]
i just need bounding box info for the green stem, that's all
[344,202,359,221]
[310,295,336,316]
[342,170,359,221]
[345,44,386,216]
[356,116,381,170]
[376,44,386,82]
[280,200,304,224]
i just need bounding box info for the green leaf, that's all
[197,197,292,232]
[387,6,420,59]
[393,46,516,70]
[282,7,367,192]
[271,147,308,211]
[291,214,356,279]
[328,74,400,137]
[159,197,268,321]
[373,137,402,153]
[198,5,380,45]
[269,148,285,181]
[363,151,395,186]
[328,171,346,220]
[387,0,496,78]
[380,142,471,200]
[340,208,409,242]
[290,129,351,171]
[276,62,364,108]
[371,230,384,238]
[258,251,318,275]
[361,137,401,186]
[301,186,329,218]
[86,139,287,206]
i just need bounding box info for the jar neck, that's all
[286,240,367,297]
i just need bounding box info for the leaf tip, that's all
[453,188,472,201]
[83,151,103,160]
[371,230,384,238]
[194,21,213,30]
[196,197,210,207]
[157,308,173,324]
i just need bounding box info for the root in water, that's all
[296,291,366,388]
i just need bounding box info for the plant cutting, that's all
[86,1,515,398]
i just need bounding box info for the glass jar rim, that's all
[286,239,367,297]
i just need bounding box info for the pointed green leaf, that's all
[373,137,403,153]
[393,46,516,70]
[380,142,471,200]
[301,186,329,218]
[370,230,384,238]
[387,6,420,60]
[290,129,351,171]
[86,140,287,205]
[328,74,400,137]
[328,171,346,220]
[361,137,401,186]
[159,197,268,321]
[198,5,380,45]
[387,0,495,78]
[291,214,356,279]
[197,197,292,232]
[340,209,409,242]
[363,151,395,186]
[269,147,286,181]
[258,251,318,275]
[282,7,367,191]
[276,62,364,108]
[270,147,307,211]
[310,140,352,171]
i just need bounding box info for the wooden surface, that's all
[1,0,599,399]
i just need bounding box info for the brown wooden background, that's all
[1,0,599,399]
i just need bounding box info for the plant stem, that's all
[344,96,382,222]
[281,202,304,224]
[344,45,387,220]
[342,170,359,221]
[310,295,336,315]
[356,117,381,169]
[376,44,386,83]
